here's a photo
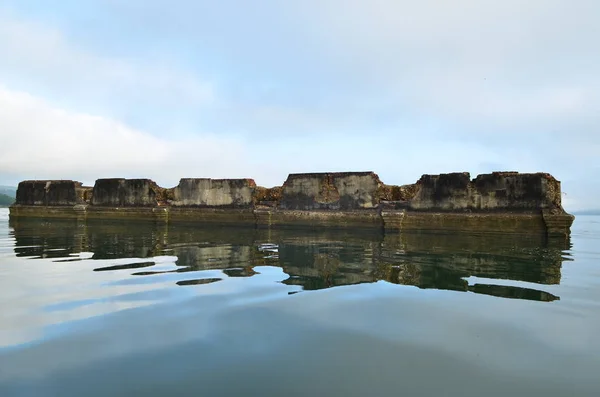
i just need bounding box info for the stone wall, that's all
[91,179,160,207]
[404,172,563,212]
[13,172,566,213]
[472,172,562,211]
[9,171,574,236]
[407,172,471,211]
[170,178,256,208]
[15,180,82,206]
[278,172,383,210]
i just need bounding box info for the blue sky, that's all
[0,0,598,210]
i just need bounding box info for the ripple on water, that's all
[1,211,600,396]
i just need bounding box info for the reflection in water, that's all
[94,262,155,272]
[222,267,258,277]
[176,278,222,286]
[374,232,566,301]
[9,217,571,302]
[468,283,558,301]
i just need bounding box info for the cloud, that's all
[0,83,534,192]
[288,0,600,124]
[83,1,600,137]
[0,1,598,210]
[0,8,214,130]
[0,86,249,187]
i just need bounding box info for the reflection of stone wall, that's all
[273,229,565,300]
[468,284,558,302]
[9,218,86,258]
[376,232,566,290]
[276,235,380,289]
[173,245,252,270]
[9,220,570,302]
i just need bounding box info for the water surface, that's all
[0,208,599,396]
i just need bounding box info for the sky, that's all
[0,0,598,210]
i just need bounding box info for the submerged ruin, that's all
[9,171,575,237]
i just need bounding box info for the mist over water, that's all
[0,208,599,396]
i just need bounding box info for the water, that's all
[0,208,598,396]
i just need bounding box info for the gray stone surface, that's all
[10,171,574,236]
[171,178,256,208]
[471,172,561,211]
[91,179,160,207]
[278,172,383,210]
[405,172,564,212]
[16,180,81,206]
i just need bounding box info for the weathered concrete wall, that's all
[279,172,383,210]
[168,207,256,224]
[390,212,548,234]
[170,178,256,207]
[13,171,566,213]
[15,180,82,206]
[405,172,563,212]
[9,171,574,237]
[408,173,471,211]
[472,172,561,211]
[91,179,160,207]
[256,208,382,229]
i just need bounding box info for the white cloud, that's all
[0,86,249,187]
[298,0,599,123]
[0,9,214,118]
[0,1,598,210]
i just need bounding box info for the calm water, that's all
[0,208,599,396]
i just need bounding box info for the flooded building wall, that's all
[16,180,82,206]
[278,172,383,210]
[9,171,575,236]
[405,172,563,212]
[91,178,161,207]
[14,172,565,212]
[170,178,256,208]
